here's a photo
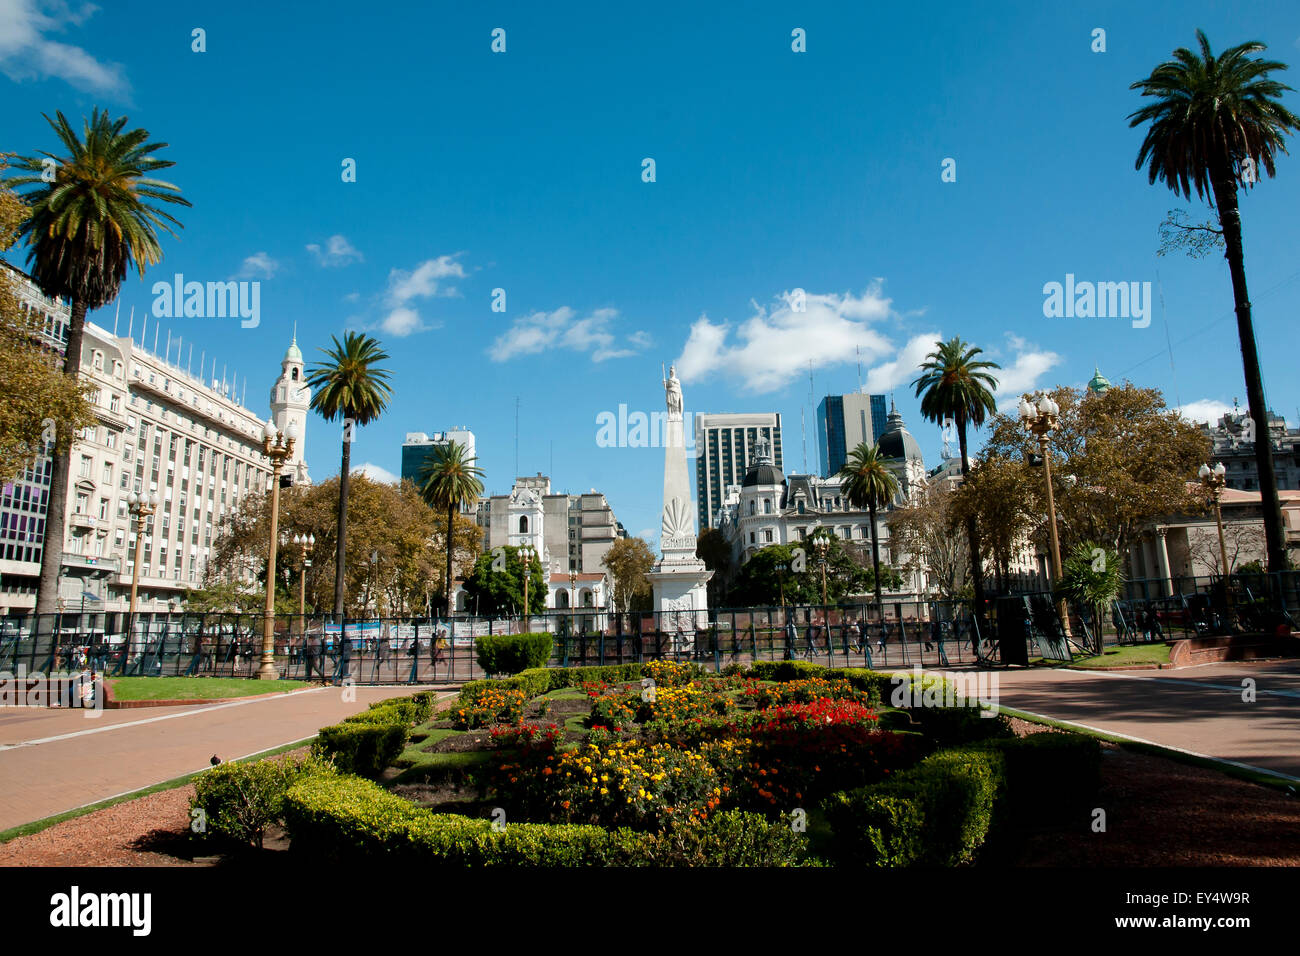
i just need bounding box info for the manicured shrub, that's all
[312,722,408,777]
[282,773,812,866]
[746,660,824,682]
[475,633,554,675]
[975,732,1101,817]
[191,754,335,849]
[638,810,810,866]
[823,747,1005,866]
[910,705,1014,748]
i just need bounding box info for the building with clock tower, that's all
[269,332,311,486]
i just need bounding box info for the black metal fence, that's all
[1,572,1293,684]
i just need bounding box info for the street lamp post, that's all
[519,544,536,632]
[126,491,159,646]
[1019,393,1072,639]
[258,418,297,680]
[814,537,829,608]
[1198,463,1230,576]
[292,533,316,630]
[568,569,578,629]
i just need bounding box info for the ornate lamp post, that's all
[568,568,578,628]
[126,491,159,644]
[1198,462,1230,576]
[257,418,297,680]
[813,536,830,608]
[292,533,316,629]
[1018,393,1072,638]
[519,544,536,631]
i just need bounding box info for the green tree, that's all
[911,337,1000,618]
[462,544,545,617]
[836,442,901,607]
[306,332,393,616]
[417,440,485,616]
[950,455,1037,591]
[0,164,94,484]
[886,482,970,599]
[1129,30,1299,572]
[1058,541,1123,652]
[5,110,190,616]
[696,527,734,606]
[602,536,656,613]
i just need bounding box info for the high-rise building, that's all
[0,262,291,618]
[400,428,476,487]
[817,392,888,478]
[693,412,783,530]
[1202,402,1300,492]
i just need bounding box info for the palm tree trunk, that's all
[958,422,989,616]
[34,298,89,621]
[445,502,456,618]
[1211,166,1287,574]
[869,500,883,608]
[332,438,351,617]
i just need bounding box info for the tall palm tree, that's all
[1130,30,1298,573]
[911,337,1000,620]
[837,442,901,607]
[417,441,485,617]
[306,332,392,616]
[5,109,190,618]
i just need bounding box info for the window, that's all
[75,493,88,515]
[79,456,92,478]
[749,501,756,516]
[98,498,109,520]
[764,499,772,514]
[519,516,528,534]
[763,529,774,543]
[106,431,117,450]
[102,462,113,484]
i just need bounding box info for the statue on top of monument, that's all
[664,363,683,417]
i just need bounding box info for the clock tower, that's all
[270,330,311,485]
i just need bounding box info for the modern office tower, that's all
[693,412,783,530]
[400,428,476,487]
[817,393,888,478]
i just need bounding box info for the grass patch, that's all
[1067,643,1171,669]
[107,676,311,700]
[0,736,316,845]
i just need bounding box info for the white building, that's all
[0,263,304,618]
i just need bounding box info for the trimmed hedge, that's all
[313,723,408,778]
[458,663,644,703]
[282,772,809,866]
[823,747,1005,867]
[475,633,554,676]
[191,754,335,849]
[975,731,1101,818]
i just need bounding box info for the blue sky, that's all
[3,0,1299,548]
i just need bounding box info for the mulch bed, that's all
[3,718,1295,867]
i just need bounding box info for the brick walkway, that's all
[0,684,454,832]
[982,660,1300,780]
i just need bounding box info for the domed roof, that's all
[742,435,784,487]
[1087,366,1111,394]
[284,325,302,364]
[877,402,923,462]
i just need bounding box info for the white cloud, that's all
[988,334,1064,410]
[381,307,423,338]
[236,252,279,279]
[306,234,363,267]
[1177,399,1232,425]
[386,255,466,304]
[0,0,127,94]
[354,462,399,485]
[863,331,943,395]
[371,254,467,337]
[674,286,896,393]
[490,306,646,363]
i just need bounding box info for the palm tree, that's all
[837,442,901,608]
[1130,30,1298,573]
[911,337,1000,621]
[417,441,485,617]
[5,109,190,618]
[306,332,393,616]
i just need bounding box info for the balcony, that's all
[69,513,98,531]
[61,553,121,574]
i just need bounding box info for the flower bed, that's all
[451,686,528,730]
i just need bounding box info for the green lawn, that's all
[1068,643,1172,669]
[107,676,310,700]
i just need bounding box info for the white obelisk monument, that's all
[645,364,712,644]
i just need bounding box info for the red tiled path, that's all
[981,660,1300,780]
[0,684,453,831]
